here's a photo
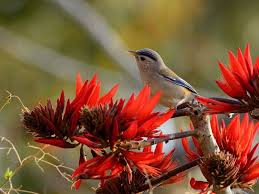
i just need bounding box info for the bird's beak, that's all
[128,50,137,56]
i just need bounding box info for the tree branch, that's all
[189,101,233,194]
[117,130,197,150]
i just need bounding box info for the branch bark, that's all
[190,114,219,154]
[189,102,232,194]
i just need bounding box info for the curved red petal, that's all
[87,82,101,107]
[76,73,84,96]
[35,138,77,148]
[218,63,246,97]
[138,91,161,120]
[190,178,209,191]
[241,162,259,182]
[122,121,138,139]
[216,80,239,98]
[98,84,119,105]
[181,137,200,160]
[229,51,246,79]
[154,141,163,154]
[73,136,102,148]
[244,44,253,78]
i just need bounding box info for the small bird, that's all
[129,48,198,109]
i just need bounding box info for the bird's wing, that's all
[159,69,198,94]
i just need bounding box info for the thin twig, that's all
[0,91,29,113]
[117,130,197,150]
[0,141,73,190]
[0,137,22,165]
[2,187,40,194]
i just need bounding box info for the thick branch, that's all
[135,158,200,193]
[171,108,193,118]
[190,114,219,154]
[189,101,230,194]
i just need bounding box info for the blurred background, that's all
[0,0,258,193]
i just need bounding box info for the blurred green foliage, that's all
[0,0,258,193]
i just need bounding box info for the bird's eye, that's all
[140,56,145,61]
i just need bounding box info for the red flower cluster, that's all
[23,74,180,191]
[23,74,118,148]
[197,44,259,117]
[182,114,259,191]
[95,142,182,194]
[72,86,175,187]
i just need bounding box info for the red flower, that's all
[182,114,259,189]
[197,44,259,117]
[22,74,118,148]
[72,86,175,186]
[95,143,181,194]
[146,141,183,185]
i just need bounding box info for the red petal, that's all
[124,86,150,118]
[210,115,221,146]
[122,121,138,139]
[181,137,200,160]
[190,178,209,191]
[111,120,119,146]
[122,94,135,114]
[229,51,245,77]
[151,109,174,129]
[241,162,259,182]
[138,91,161,120]
[216,80,239,98]
[73,136,102,148]
[244,44,253,78]
[94,155,116,174]
[196,96,242,113]
[218,63,246,98]
[72,156,103,177]
[143,145,151,152]
[76,73,84,96]
[138,109,174,136]
[155,141,163,154]
[98,84,119,105]
[35,138,77,148]
[87,82,101,107]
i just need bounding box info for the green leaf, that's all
[4,168,13,180]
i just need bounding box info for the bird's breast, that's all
[141,73,190,107]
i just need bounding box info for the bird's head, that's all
[128,48,165,71]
